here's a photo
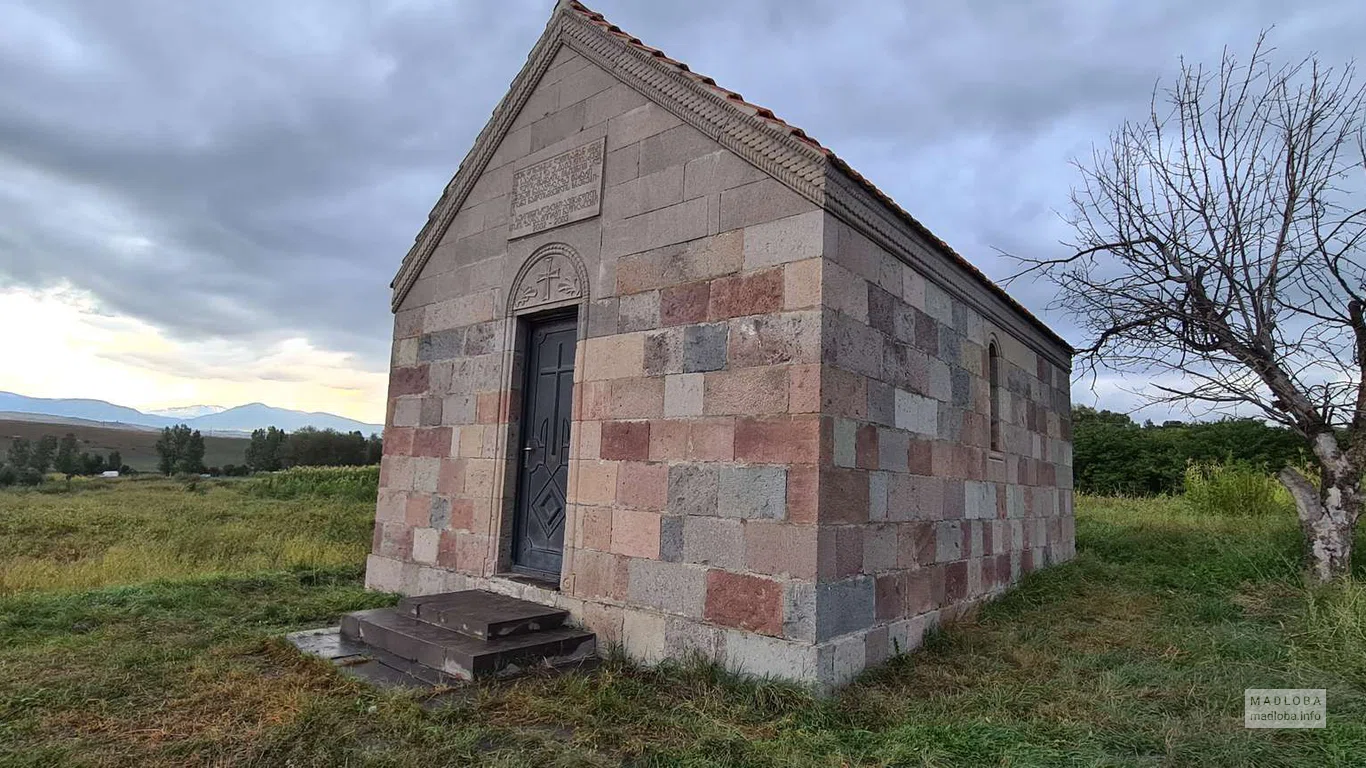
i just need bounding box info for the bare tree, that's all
[1010,36,1366,582]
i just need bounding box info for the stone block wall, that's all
[370,41,1074,689]
[807,214,1074,685]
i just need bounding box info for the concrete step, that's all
[340,607,595,681]
[398,590,569,640]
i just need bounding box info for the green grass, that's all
[0,476,372,595]
[242,465,380,502]
[1,485,1364,765]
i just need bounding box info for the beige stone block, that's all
[622,609,667,664]
[392,397,422,428]
[585,82,649,128]
[784,258,822,310]
[664,373,704,417]
[639,124,718,177]
[463,458,497,499]
[610,377,664,419]
[425,291,496,332]
[602,197,710,259]
[822,260,869,323]
[412,527,440,564]
[743,210,824,270]
[607,102,681,151]
[559,60,618,108]
[745,521,817,580]
[412,458,441,494]
[658,230,744,285]
[605,165,684,220]
[611,508,663,558]
[573,461,619,506]
[392,337,419,367]
[581,333,645,380]
[703,366,789,416]
[577,601,625,645]
[718,178,814,232]
[724,630,817,682]
[683,149,766,199]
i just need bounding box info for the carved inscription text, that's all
[509,138,606,239]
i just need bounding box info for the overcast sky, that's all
[1,0,1360,423]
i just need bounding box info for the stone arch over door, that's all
[506,242,590,325]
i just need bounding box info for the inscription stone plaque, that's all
[509,137,606,239]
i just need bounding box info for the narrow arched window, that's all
[988,342,1002,452]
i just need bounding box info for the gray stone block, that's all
[418,328,465,362]
[815,577,875,641]
[938,326,962,367]
[644,328,684,376]
[718,466,787,520]
[681,516,744,569]
[951,367,972,408]
[937,403,964,443]
[935,521,963,563]
[724,629,817,681]
[429,496,451,530]
[964,481,997,520]
[682,322,728,372]
[619,291,661,332]
[587,298,620,338]
[833,418,857,468]
[866,380,895,427]
[627,559,705,617]
[894,389,938,437]
[464,321,501,357]
[659,515,685,562]
[867,283,897,337]
[783,581,817,642]
[664,616,724,659]
[668,463,719,517]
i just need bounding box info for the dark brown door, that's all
[511,314,577,579]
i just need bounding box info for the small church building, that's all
[362,0,1074,688]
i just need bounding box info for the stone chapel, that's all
[350,0,1075,689]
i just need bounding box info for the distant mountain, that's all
[188,403,383,435]
[0,392,382,435]
[148,404,227,419]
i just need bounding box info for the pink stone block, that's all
[734,416,820,465]
[704,570,783,636]
[611,508,663,558]
[745,522,817,580]
[688,417,735,461]
[648,419,691,461]
[616,461,668,510]
[601,420,651,461]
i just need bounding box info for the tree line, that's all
[1072,406,1308,496]
[1,434,127,486]
[240,426,382,473]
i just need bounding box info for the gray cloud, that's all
[1,0,1362,415]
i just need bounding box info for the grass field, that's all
[0,418,250,473]
[1,479,1364,766]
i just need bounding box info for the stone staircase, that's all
[334,590,596,685]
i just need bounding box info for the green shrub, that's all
[243,465,379,502]
[1183,461,1293,517]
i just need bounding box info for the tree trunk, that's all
[1279,445,1360,583]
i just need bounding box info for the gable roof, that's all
[391,1,1071,359]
